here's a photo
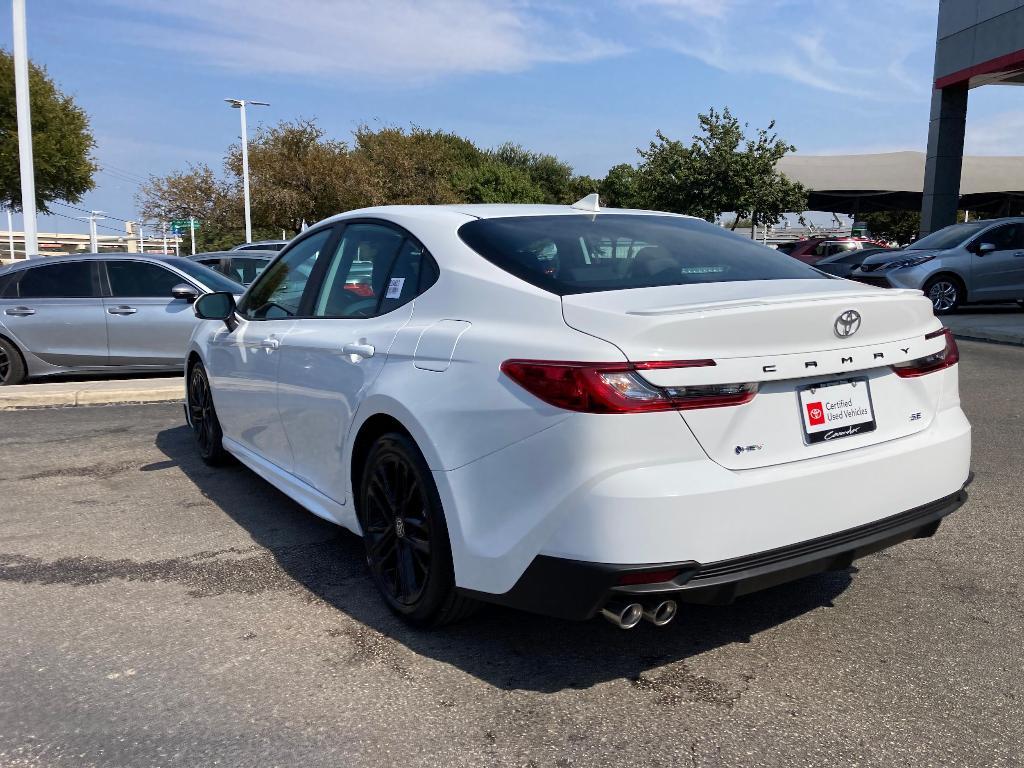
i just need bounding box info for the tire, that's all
[357,432,477,627]
[0,337,27,386]
[923,275,964,315]
[187,362,228,466]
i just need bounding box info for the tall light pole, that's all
[224,98,269,244]
[12,0,38,257]
[79,211,105,252]
[6,208,15,259]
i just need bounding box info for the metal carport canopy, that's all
[776,151,1024,214]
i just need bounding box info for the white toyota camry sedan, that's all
[185,197,971,628]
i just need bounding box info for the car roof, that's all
[310,203,699,234]
[190,250,276,259]
[0,252,188,273]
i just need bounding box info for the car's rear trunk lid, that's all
[561,279,948,469]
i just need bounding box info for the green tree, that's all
[632,130,692,214]
[137,164,247,251]
[348,124,482,206]
[860,210,920,246]
[626,108,805,228]
[225,118,352,234]
[459,160,542,203]
[0,49,96,212]
[733,121,806,235]
[599,164,641,208]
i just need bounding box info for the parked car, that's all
[0,254,242,385]
[814,247,894,279]
[231,240,289,252]
[185,202,971,628]
[850,217,1024,313]
[777,237,890,265]
[189,250,275,285]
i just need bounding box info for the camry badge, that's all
[834,310,862,338]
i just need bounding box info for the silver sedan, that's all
[0,253,242,385]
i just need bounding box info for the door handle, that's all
[107,306,137,315]
[4,306,35,317]
[260,337,280,350]
[342,342,375,358]
[1013,252,1024,258]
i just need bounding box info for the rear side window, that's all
[979,223,1024,250]
[458,214,826,296]
[312,224,405,318]
[107,261,185,298]
[16,261,96,298]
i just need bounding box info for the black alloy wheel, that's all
[358,432,476,626]
[0,338,27,385]
[187,363,227,465]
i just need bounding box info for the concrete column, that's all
[920,84,968,237]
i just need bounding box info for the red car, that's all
[775,237,889,265]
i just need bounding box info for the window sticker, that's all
[385,277,405,299]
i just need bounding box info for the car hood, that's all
[858,248,940,267]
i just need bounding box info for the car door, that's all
[0,260,108,368]
[970,223,1024,300]
[276,222,434,504]
[207,227,335,471]
[102,260,201,367]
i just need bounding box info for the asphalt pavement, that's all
[0,340,1021,767]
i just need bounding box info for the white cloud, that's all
[626,0,937,100]
[965,110,1024,155]
[101,0,625,81]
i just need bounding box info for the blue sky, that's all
[4,0,1024,236]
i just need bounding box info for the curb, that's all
[0,379,184,410]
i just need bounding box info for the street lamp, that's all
[12,0,39,257]
[77,211,105,252]
[224,98,269,244]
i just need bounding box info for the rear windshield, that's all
[458,214,826,295]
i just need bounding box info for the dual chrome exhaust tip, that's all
[600,599,678,629]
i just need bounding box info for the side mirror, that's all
[171,283,200,303]
[194,292,237,328]
[977,242,996,254]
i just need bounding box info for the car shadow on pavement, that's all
[155,424,852,693]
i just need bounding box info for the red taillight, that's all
[891,328,960,378]
[500,359,758,413]
[617,569,681,586]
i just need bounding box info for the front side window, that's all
[240,229,331,319]
[458,214,825,296]
[16,261,96,298]
[107,261,185,298]
[977,223,1023,251]
[312,224,405,318]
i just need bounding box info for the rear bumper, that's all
[463,483,969,620]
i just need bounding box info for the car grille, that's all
[850,275,892,288]
[858,262,889,273]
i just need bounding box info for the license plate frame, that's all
[797,377,876,445]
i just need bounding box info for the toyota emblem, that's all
[834,310,861,338]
